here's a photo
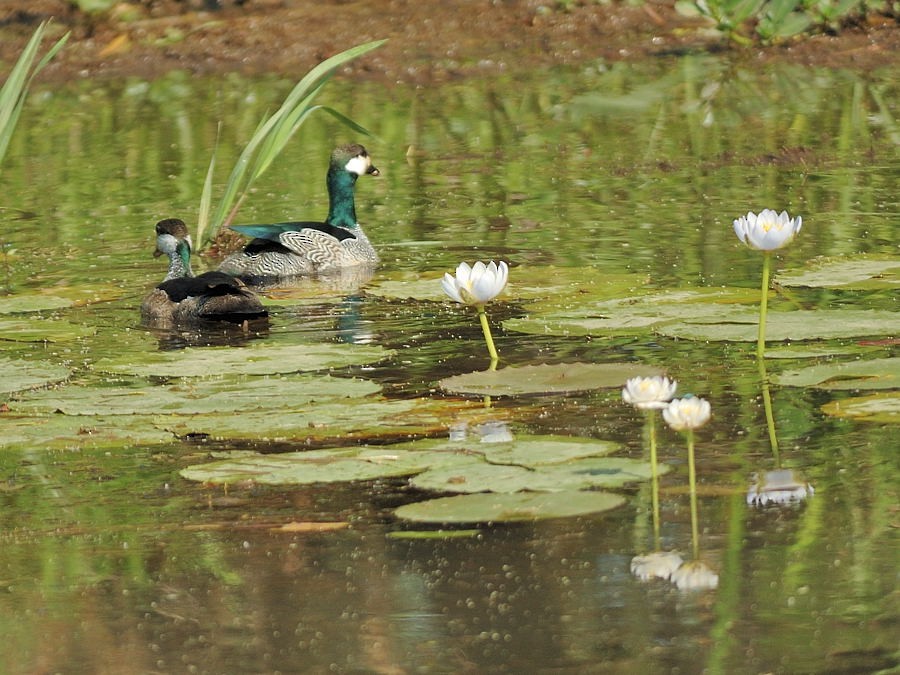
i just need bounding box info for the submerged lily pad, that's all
[394,491,627,523]
[773,358,898,390]
[12,374,380,415]
[658,310,900,342]
[0,357,71,394]
[763,345,862,359]
[0,317,96,342]
[440,362,662,396]
[779,256,900,289]
[821,392,900,423]
[93,342,393,377]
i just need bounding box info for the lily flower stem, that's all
[757,251,772,362]
[477,305,500,362]
[647,412,660,549]
[687,430,700,560]
[758,357,781,465]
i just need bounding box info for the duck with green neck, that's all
[142,218,268,327]
[218,144,380,280]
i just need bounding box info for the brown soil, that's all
[1,0,898,86]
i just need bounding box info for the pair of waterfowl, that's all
[141,144,379,326]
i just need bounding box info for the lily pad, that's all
[658,310,900,342]
[439,362,662,396]
[0,414,172,450]
[93,342,393,377]
[12,374,380,415]
[0,357,71,394]
[0,295,73,314]
[504,288,760,337]
[396,434,621,466]
[821,392,900,423]
[773,358,899,390]
[180,447,441,485]
[393,491,627,523]
[763,346,863,359]
[779,256,900,289]
[0,317,96,342]
[157,397,492,444]
[410,455,668,493]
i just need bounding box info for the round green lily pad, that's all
[393,490,627,523]
[93,342,393,377]
[0,318,96,342]
[0,295,73,314]
[12,374,380,415]
[0,357,71,394]
[0,414,172,450]
[439,362,662,396]
[779,256,900,289]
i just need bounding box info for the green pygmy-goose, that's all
[217,143,379,280]
[142,218,268,326]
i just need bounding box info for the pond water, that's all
[1,55,898,673]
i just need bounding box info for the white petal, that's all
[441,273,464,303]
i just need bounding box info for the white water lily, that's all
[622,376,678,410]
[631,551,684,581]
[663,397,712,431]
[441,261,509,306]
[733,209,802,251]
[670,560,719,591]
[747,469,814,507]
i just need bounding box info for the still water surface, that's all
[0,56,897,673]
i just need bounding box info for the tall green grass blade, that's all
[201,39,386,246]
[196,124,221,248]
[0,22,69,170]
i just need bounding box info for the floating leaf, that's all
[158,397,491,444]
[410,455,668,493]
[0,318,96,342]
[0,414,172,450]
[180,447,443,485]
[773,358,898,390]
[0,295,72,314]
[821,393,900,423]
[395,435,621,467]
[440,362,662,396]
[763,346,863,359]
[658,310,900,342]
[12,374,380,415]
[505,288,759,337]
[393,491,627,523]
[93,342,393,377]
[779,256,900,289]
[0,357,70,394]
[386,529,482,539]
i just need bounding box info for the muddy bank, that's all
[2,0,899,86]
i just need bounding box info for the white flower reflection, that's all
[733,209,802,251]
[670,560,719,591]
[622,376,677,411]
[630,551,684,581]
[747,469,814,507]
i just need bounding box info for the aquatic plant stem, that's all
[647,412,661,549]
[758,357,781,465]
[757,251,772,362]
[687,429,700,560]
[477,305,500,363]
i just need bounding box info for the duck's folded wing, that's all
[231,222,356,242]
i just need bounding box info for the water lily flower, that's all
[622,376,678,410]
[733,209,802,251]
[670,560,719,591]
[441,260,509,362]
[747,469,814,507]
[441,261,508,306]
[631,551,684,581]
[663,397,711,431]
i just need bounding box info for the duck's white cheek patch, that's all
[345,155,370,176]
